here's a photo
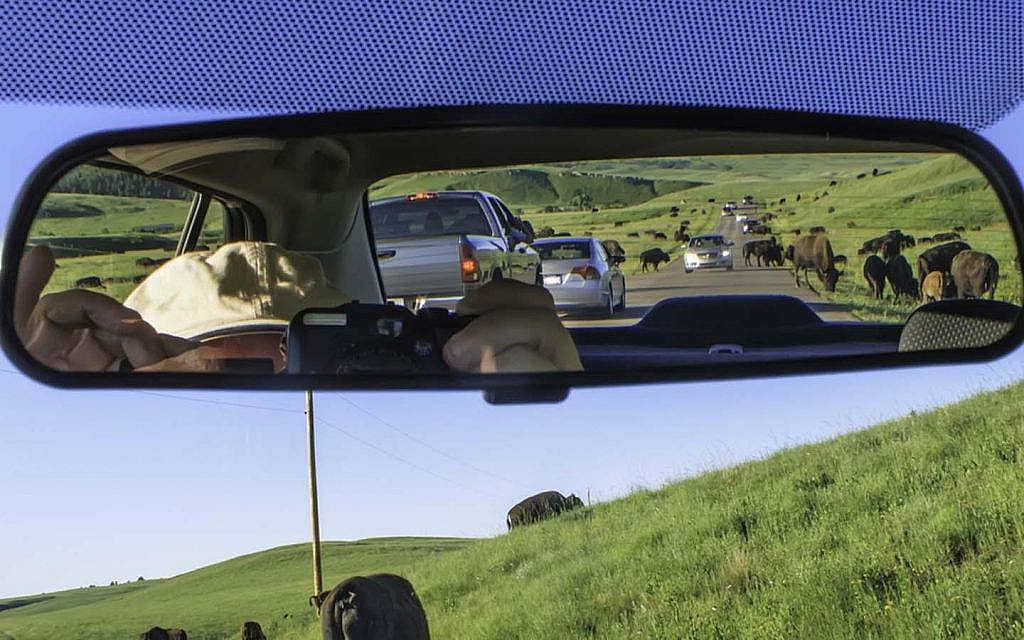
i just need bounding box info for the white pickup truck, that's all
[369,191,541,309]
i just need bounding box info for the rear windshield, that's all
[369,197,491,238]
[535,241,591,260]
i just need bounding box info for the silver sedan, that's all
[534,237,626,317]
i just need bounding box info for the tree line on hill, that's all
[52,165,192,200]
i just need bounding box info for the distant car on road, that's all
[742,218,761,233]
[743,194,755,204]
[684,234,734,273]
[534,236,626,317]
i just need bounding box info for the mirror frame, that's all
[3,104,1023,399]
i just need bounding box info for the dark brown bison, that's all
[833,254,848,265]
[241,621,266,640]
[319,574,429,640]
[881,238,902,260]
[601,239,625,257]
[139,628,186,640]
[507,491,584,529]
[885,255,918,303]
[921,271,955,302]
[919,236,934,244]
[75,276,103,288]
[653,231,668,240]
[932,232,961,242]
[953,225,966,232]
[863,255,886,299]
[627,232,640,238]
[791,234,842,291]
[809,226,826,234]
[917,241,971,291]
[950,250,999,299]
[640,248,671,272]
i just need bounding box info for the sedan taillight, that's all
[571,266,601,280]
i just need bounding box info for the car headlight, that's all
[722,250,731,257]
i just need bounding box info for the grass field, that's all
[4,381,1024,639]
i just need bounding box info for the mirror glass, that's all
[14,134,1022,377]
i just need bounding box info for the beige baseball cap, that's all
[125,241,349,340]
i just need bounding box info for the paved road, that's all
[563,215,856,327]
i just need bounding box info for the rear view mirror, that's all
[2,105,1022,397]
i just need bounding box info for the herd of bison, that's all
[134,491,582,640]
[754,228,1005,303]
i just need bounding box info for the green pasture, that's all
[6,381,1024,638]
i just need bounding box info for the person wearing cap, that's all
[15,242,582,374]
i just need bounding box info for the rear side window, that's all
[535,241,592,260]
[369,197,491,238]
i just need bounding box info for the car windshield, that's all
[690,236,724,248]
[369,197,491,238]
[535,241,591,260]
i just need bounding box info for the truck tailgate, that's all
[375,235,464,299]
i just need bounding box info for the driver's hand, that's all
[14,245,198,372]
[443,280,583,373]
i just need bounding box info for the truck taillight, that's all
[460,239,480,282]
[571,266,601,280]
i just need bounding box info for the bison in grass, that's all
[950,250,1000,299]
[863,255,887,299]
[319,574,429,640]
[885,254,919,303]
[139,628,186,640]
[790,234,842,291]
[240,622,266,640]
[917,241,971,292]
[640,248,671,272]
[507,491,585,530]
[921,271,955,302]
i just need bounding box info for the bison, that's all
[881,238,902,260]
[950,250,999,299]
[613,220,625,227]
[507,491,584,529]
[241,622,266,640]
[952,225,966,232]
[809,226,826,234]
[601,239,625,257]
[863,255,887,299]
[791,234,841,291]
[917,241,971,291]
[885,255,918,303]
[932,232,961,242]
[319,574,429,640]
[75,276,103,288]
[921,271,955,302]
[833,254,847,265]
[653,231,667,240]
[640,248,671,272]
[139,628,186,640]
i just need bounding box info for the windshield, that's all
[535,241,592,260]
[369,197,491,238]
[689,236,724,248]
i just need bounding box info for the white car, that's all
[683,234,735,273]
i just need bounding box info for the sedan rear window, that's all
[369,197,491,238]
[535,241,592,260]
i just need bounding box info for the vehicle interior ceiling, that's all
[93,127,994,360]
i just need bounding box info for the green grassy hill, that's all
[5,381,1024,639]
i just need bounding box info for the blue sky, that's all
[1,102,1022,598]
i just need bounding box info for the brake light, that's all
[408,192,438,201]
[459,238,480,282]
[571,266,601,280]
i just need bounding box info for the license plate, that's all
[543,275,562,286]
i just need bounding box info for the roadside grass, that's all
[6,382,1024,638]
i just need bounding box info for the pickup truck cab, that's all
[369,191,541,309]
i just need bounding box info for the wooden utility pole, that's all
[306,390,324,610]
